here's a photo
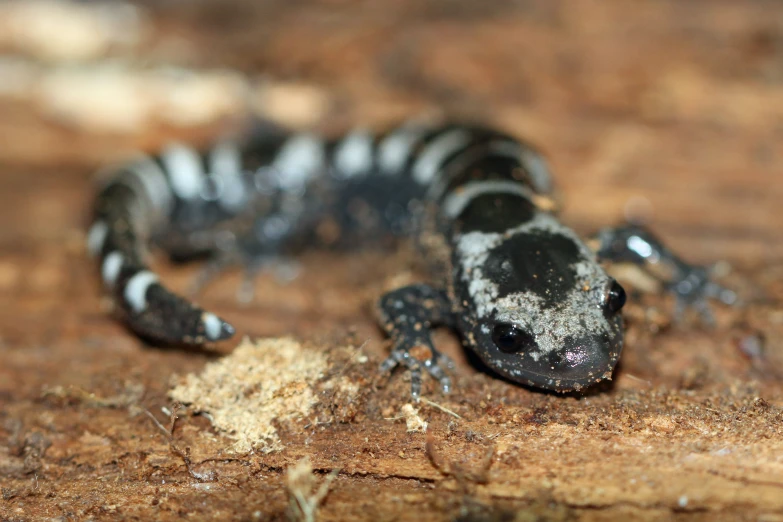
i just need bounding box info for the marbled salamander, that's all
[87,121,735,398]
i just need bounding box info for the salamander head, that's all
[454,213,625,392]
[474,278,625,391]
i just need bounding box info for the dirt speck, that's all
[401,403,428,432]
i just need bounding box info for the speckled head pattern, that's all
[447,184,624,391]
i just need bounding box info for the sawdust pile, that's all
[169,337,329,453]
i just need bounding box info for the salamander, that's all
[87,121,736,398]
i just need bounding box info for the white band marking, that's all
[124,271,159,313]
[378,124,429,175]
[272,133,325,190]
[161,143,204,200]
[209,141,247,211]
[442,180,534,219]
[489,140,552,194]
[333,129,373,178]
[87,221,108,257]
[127,155,174,213]
[101,251,124,286]
[201,312,223,341]
[412,129,471,185]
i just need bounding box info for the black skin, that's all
[94,184,229,343]
[379,223,734,399]
[377,284,456,399]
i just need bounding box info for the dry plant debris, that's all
[286,457,340,522]
[400,403,428,433]
[169,337,329,453]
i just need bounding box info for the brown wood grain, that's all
[1,1,783,520]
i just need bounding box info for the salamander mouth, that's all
[517,366,618,392]
[475,351,621,392]
[476,330,623,392]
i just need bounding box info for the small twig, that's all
[623,373,653,387]
[144,408,217,483]
[167,402,181,435]
[420,397,462,419]
[332,339,370,378]
[287,457,340,522]
[144,409,170,436]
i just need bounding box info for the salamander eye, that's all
[492,323,535,354]
[604,280,627,313]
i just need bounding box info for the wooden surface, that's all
[2,1,783,520]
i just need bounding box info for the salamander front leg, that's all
[593,224,737,324]
[377,284,456,400]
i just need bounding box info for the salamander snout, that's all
[474,317,624,392]
[516,330,623,391]
[545,334,618,383]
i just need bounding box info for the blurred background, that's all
[3,3,783,520]
[1,0,781,262]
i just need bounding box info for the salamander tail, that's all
[88,175,236,345]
